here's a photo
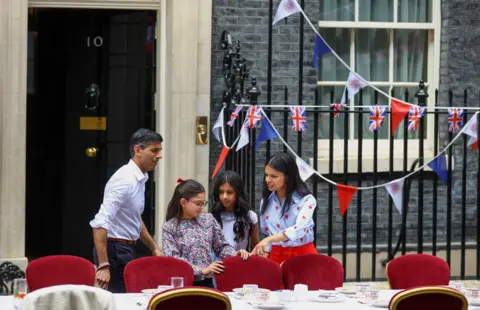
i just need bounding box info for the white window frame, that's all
[314,0,441,174]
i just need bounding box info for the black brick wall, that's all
[210,0,480,251]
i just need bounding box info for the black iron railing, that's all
[218,82,480,281]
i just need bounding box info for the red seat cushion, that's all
[387,254,450,289]
[148,287,231,310]
[390,286,468,310]
[26,255,95,292]
[214,256,282,291]
[281,254,343,290]
[124,256,194,293]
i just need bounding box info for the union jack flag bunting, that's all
[243,106,263,129]
[227,106,243,127]
[447,108,464,132]
[407,106,425,131]
[289,106,307,132]
[368,106,386,132]
[330,103,344,118]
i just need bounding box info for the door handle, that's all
[85,147,98,158]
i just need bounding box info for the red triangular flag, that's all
[391,99,411,136]
[336,184,358,217]
[473,140,478,151]
[212,146,230,178]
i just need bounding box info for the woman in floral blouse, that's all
[252,152,318,265]
[162,179,250,288]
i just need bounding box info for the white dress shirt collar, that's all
[128,159,148,183]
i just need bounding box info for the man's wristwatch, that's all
[96,262,110,272]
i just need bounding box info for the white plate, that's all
[371,300,390,308]
[335,287,356,295]
[312,293,346,303]
[141,289,157,296]
[253,304,287,309]
[233,288,271,295]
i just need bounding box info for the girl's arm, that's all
[250,223,260,248]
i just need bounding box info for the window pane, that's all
[318,86,348,139]
[398,0,432,22]
[355,29,389,82]
[392,87,428,139]
[319,0,354,21]
[394,30,428,82]
[318,28,350,82]
[358,0,393,22]
[354,87,390,139]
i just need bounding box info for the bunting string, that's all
[257,109,478,190]
[235,104,480,111]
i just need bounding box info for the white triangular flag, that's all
[462,113,478,140]
[385,179,405,214]
[340,72,368,105]
[468,136,476,147]
[273,0,301,25]
[296,156,314,181]
[212,112,224,143]
[236,126,249,151]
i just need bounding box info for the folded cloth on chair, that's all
[22,284,116,310]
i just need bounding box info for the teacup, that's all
[243,284,258,300]
[356,283,369,299]
[364,289,379,303]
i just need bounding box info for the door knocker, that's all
[85,83,100,111]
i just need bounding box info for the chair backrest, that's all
[124,256,194,293]
[386,254,450,289]
[281,254,343,290]
[22,284,116,310]
[214,256,282,291]
[389,286,468,310]
[26,255,95,292]
[148,287,231,310]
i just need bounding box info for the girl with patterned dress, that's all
[252,152,318,265]
[162,179,250,288]
[211,170,260,251]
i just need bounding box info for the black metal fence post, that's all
[415,81,428,254]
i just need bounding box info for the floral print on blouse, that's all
[162,212,237,275]
[260,191,317,250]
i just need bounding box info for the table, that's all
[1,290,480,309]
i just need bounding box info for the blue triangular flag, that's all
[427,152,448,184]
[256,118,278,150]
[313,34,331,70]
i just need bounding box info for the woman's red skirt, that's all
[269,242,318,265]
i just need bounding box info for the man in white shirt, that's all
[90,128,163,293]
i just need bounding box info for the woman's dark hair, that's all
[211,170,253,243]
[166,179,205,222]
[261,152,311,216]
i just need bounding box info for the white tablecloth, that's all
[1,291,480,310]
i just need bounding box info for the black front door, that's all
[26,9,156,260]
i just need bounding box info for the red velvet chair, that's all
[389,286,468,310]
[26,255,95,292]
[386,254,450,289]
[148,287,231,310]
[124,257,194,293]
[214,256,282,291]
[281,254,343,290]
